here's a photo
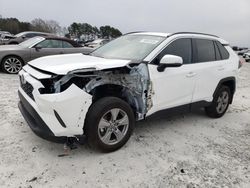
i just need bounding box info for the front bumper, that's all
[18,68,92,140]
[18,91,67,143]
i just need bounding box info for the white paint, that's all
[22,65,52,79]
[28,53,131,75]
[19,71,92,136]
[19,32,239,138]
[147,64,196,116]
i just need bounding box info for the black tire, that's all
[85,97,135,152]
[1,56,23,74]
[205,86,231,118]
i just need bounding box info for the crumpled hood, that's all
[28,53,131,75]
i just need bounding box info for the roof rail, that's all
[124,31,219,38]
[124,31,147,35]
[169,32,219,38]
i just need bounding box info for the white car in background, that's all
[0,31,13,45]
[18,32,239,152]
[0,31,13,38]
[243,50,250,62]
[85,39,110,48]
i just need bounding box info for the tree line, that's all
[68,22,122,39]
[0,16,122,39]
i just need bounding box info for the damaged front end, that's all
[52,63,153,119]
[18,62,152,138]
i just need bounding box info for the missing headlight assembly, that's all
[40,63,152,120]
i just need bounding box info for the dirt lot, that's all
[0,64,249,188]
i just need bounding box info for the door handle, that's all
[186,72,197,78]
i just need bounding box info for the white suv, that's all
[18,32,239,152]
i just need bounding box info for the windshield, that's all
[19,37,44,48]
[91,35,165,61]
[14,32,26,37]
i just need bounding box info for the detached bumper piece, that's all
[18,91,67,143]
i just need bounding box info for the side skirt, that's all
[145,101,211,120]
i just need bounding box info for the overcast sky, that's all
[0,0,249,47]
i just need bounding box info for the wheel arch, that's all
[213,77,236,104]
[90,84,142,119]
[1,54,24,65]
[0,54,25,73]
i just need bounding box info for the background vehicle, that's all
[0,31,13,38]
[0,31,13,45]
[2,31,53,45]
[243,51,250,62]
[18,32,239,152]
[238,49,249,56]
[85,39,110,48]
[0,36,94,74]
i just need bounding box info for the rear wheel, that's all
[1,56,23,74]
[205,86,231,118]
[85,97,135,152]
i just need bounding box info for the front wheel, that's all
[205,86,231,118]
[1,56,23,74]
[85,97,135,152]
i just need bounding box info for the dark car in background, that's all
[0,36,94,74]
[1,31,53,45]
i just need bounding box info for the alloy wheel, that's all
[98,108,129,145]
[216,91,229,114]
[3,57,22,74]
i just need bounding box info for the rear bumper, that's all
[18,90,67,143]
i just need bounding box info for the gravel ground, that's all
[0,64,249,188]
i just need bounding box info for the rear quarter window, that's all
[215,41,230,60]
[213,41,221,60]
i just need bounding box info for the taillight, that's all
[238,57,244,68]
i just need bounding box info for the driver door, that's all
[30,39,64,60]
[147,38,197,115]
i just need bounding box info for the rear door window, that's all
[37,39,63,48]
[62,41,74,48]
[195,39,216,62]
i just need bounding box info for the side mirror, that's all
[34,45,42,51]
[157,55,183,72]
